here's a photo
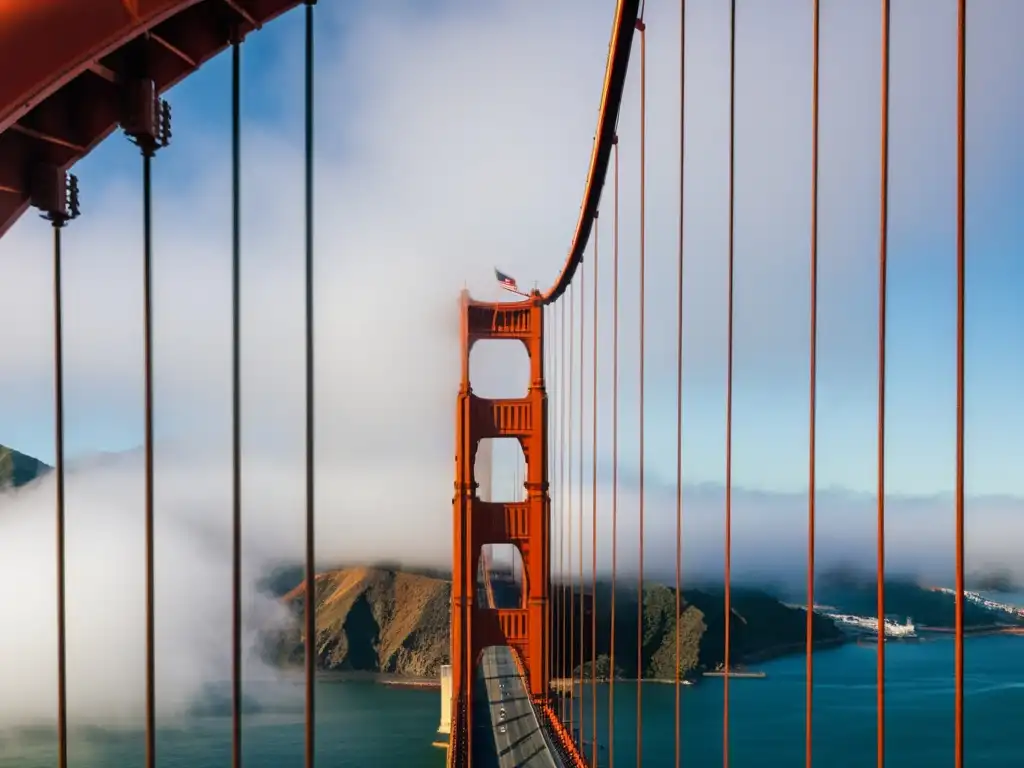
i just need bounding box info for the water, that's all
[0,680,446,768]
[568,635,1024,767]
[2,636,1021,767]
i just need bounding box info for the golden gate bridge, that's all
[0,0,988,766]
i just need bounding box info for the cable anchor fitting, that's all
[31,167,81,226]
[121,78,172,156]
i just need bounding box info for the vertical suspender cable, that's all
[591,215,599,768]
[674,3,687,767]
[303,2,317,767]
[635,17,647,768]
[876,2,891,766]
[549,305,555,694]
[806,2,821,767]
[142,142,157,768]
[230,32,244,768]
[723,1,736,764]
[578,265,585,742]
[52,217,68,768]
[554,303,562,705]
[608,136,619,768]
[953,1,967,765]
[552,305,558,695]
[568,281,575,734]
[560,298,567,716]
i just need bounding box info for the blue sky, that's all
[0,0,1022,506]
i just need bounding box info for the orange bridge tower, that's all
[451,288,551,740]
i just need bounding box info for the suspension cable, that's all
[230,30,244,768]
[876,2,891,766]
[806,2,820,766]
[635,16,647,768]
[674,3,687,767]
[51,214,69,768]
[548,307,557,696]
[953,0,967,765]
[551,303,558,702]
[723,1,736,764]
[560,297,568,719]
[591,212,600,767]
[568,280,575,735]
[303,2,317,767]
[578,262,585,743]
[141,127,157,768]
[608,135,619,768]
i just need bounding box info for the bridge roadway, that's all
[472,646,562,768]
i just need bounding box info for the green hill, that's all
[555,581,844,681]
[0,444,50,489]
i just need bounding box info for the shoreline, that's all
[304,633,1021,691]
[310,670,442,689]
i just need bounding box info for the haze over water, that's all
[2,635,1020,767]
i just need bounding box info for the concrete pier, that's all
[433,664,452,749]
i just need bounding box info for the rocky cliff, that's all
[277,567,451,677]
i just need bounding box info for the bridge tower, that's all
[451,288,550,726]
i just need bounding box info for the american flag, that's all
[494,268,519,294]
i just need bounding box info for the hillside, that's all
[273,568,844,679]
[275,567,451,677]
[559,582,844,681]
[0,444,49,488]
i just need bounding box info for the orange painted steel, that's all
[674,5,687,768]
[608,136,620,768]
[806,2,821,766]
[876,2,892,766]
[565,280,573,737]
[953,0,967,765]
[723,2,737,765]
[0,0,301,238]
[451,291,552,757]
[541,0,641,305]
[590,214,599,767]
[634,18,647,768]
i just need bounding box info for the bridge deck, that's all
[474,646,561,768]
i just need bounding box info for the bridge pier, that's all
[434,664,452,749]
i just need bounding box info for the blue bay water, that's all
[1,636,1021,767]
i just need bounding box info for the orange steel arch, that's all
[0,0,303,237]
